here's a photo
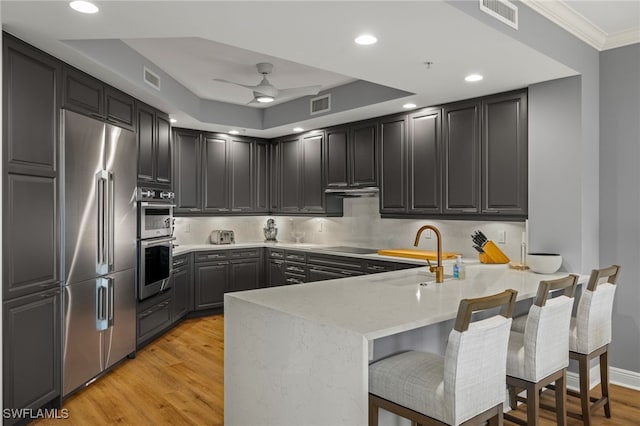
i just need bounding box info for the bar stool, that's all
[368,289,518,426]
[567,265,620,425]
[504,274,578,426]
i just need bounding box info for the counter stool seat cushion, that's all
[369,351,445,422]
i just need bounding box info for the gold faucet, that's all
[414,225,444,283]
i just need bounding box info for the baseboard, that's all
[567,366,640,391]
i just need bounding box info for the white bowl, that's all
[527,253,562,274]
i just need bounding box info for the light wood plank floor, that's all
[36,315,639,425]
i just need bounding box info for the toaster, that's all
[210,230,235,245]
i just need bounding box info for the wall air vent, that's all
[310,94,331,115]
[143,66,161,90]
[480,0,518,29]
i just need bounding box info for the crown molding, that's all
[522,0,640,51]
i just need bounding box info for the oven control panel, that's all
[137,187,175,203]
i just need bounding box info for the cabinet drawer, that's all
[284,273,306,285]
[284,263,307,275]
[364,260,397,274]
[195,251,229,262]
[172,254,189,268]
[307,265,364,282]
[137,299,172,343]
[269,249,285,259]
[306,253,363,271]
[229,248,260,259]
[285,250,307,263]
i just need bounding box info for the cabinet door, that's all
[255,141,270,213]
[268,260,286,287]
[408,109,441,214]
[229,259,261,292]
[325,126,349,188]
[3,289,61,413]
[379,115,407,213]
[155,112,172,185]
[482,91,528,216]
[137,296,172,346]
[350,120,378,187]
[62,65,104,118]
[278,136,301,212]
[194,262,228,310]
[230,138,254,212]
[173,129,201,214]
[269,142,280,211]
[4,174,59,300]
[3,36,60,176]
[104,86,136,131]
[443,101,481,214]
[300,133,324,212]
[202,134,229,213]
[137,104,155,183]
[172,265,191,321]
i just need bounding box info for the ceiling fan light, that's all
[256,96,275,103]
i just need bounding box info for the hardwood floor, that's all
[35,315,639,425]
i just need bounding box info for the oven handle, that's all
[139,236,176,248]
[139,202,176,208]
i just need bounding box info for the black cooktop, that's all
[319,246,379,255]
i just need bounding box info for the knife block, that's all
[479,241,510,264]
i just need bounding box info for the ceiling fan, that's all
[214,62,322,104]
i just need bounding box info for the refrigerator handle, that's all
[96,278,109,331]
[95,170,109,275]
[107,277,114,328]
[107,171,115,270]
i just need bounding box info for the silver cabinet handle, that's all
[483,209,499,213]
[368,265,386,271]
[189,208,201,212]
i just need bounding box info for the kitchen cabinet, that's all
[272,132,342,216]
[443,100,481,215]
[229,137,254,212]
[62,65,136,131]
[482,90,528,216]
[407,108,442,214]
[3,289,61,419]
[137,291,172,347]
[379,114,408,214]
[137,102,172,187]
[173,128,202,214]
[229,248,263,292]
[325,120,378,189]
[194,253,229,310]
[172,253,192,322]
[283,250,307,285]
[255,141,270,213]
[202,133,229,213]
[267,249,286,287]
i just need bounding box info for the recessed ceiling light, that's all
[354,34,377,45]
[229,130,240,135]
[170,118,177,124]
[465,74,483,82]
[403,103,417,109]
[293,127,304,132]
[256,96,275,103]
[69,1,99,14]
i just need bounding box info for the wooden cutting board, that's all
[377,248,459,261]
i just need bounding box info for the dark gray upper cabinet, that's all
[137,102,172,188]
[255,141,270,213]
[443,100,481,214]
[62,65,103,118]
[104,86,136,130]
[277,135,302,213]
[482,90,528,216]
[230,138,254,212]
[300,132,325,212]
[379,114,408,214]
[268,143,280,211]
[202,134,229,213]
[3,289,61,417]
[3,35,60,177]
[173,129,201,214]
[325,120,378,189]
[407,108,442,214]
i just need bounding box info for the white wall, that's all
[175,196,527,264]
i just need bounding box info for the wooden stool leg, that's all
[578,355,592,426]
[526,382,540,426]
[555,370,567,426]
[600,350,611,418]
[508,385,518,410]
[369,395,379,426]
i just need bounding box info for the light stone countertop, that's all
[227,264,587,341]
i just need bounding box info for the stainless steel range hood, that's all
[324,187,379,197]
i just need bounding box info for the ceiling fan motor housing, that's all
[256,62,273,75]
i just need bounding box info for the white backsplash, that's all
[174,196,526,261]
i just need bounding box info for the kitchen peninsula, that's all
[224,265,587,425]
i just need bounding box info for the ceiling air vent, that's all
[480,0,518,29]
[310,94,331,115]
[143,66,161,90]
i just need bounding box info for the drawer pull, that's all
[368,265,385,271]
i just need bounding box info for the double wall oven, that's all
[137,187,175,300]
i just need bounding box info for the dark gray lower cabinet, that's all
[172,254,192,322]
[268,259,286,287]
[194,259,229,310]
[3,288,61,420]
[137,292,172,347]
[229,258,261,292]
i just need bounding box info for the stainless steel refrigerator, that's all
[61,110,137,397]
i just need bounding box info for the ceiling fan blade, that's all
[277,85,322,98]
[213,78,260,91]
